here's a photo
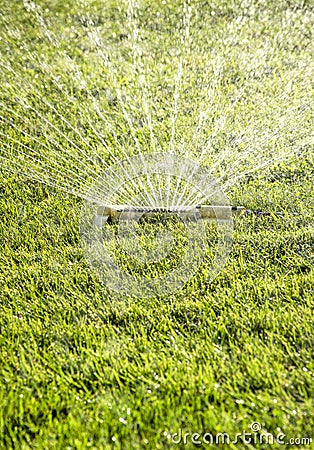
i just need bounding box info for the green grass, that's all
[0,0,314,449]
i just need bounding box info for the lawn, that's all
[0,0,313,449]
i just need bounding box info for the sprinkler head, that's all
[94,205,245,226]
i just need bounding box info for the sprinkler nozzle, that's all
[94,205,246,225]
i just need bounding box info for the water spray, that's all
[0,1,310,299]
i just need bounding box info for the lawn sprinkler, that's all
[93,204,283,226]
[94,205,246,226]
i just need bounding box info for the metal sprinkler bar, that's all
[94,205,246,225]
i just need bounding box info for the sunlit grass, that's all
[0,0,313,449]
